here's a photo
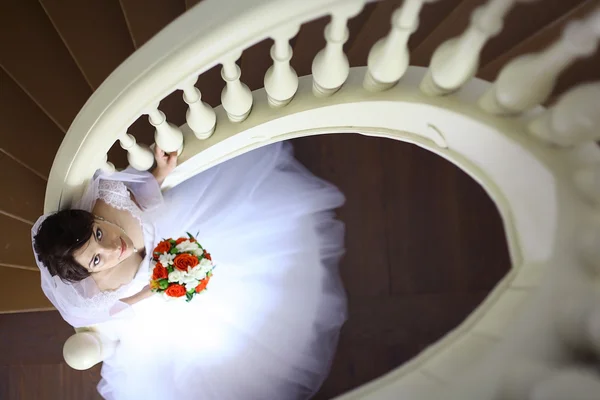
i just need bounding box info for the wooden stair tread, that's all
[0,213,38,270]
[0,267,52,313]
[40,0,136,90]
[0,0,92,132]
[119,0,187,48]
[0,154,45,224]
[0,69,63,178]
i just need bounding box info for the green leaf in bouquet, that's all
[158,279,169,290]
[186,292,193,302]
[167,266,174,273]
[169,247,178,254]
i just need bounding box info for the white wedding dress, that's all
[55,142,347,399]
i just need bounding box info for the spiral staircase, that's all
[1,0,600,398]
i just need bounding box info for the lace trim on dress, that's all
[98,180,143,223]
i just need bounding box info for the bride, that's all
[32,141,347,400]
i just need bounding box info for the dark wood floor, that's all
[0,134,510,399]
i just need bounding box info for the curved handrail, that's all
[45,0,371,212]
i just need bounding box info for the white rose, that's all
[184,279,199,292]
[168,269,185,283]
[190,259,212,279]
[176,240,203,255]
[158,253,176,266]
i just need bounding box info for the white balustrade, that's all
[118,132,155,171]
[264,25,301,107]
[221,53,253,122]
[180,77,216,139]
[147,106,184,154]
[101,154,115,174]
[364,0,437,92]
[528,82,600,147]
[312,0,365,97]
[420,0,534,96]
[480,8,600,115]
[574,165,600,205]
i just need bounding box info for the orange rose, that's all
[175,237,187,245]
[165,284,186,297]
[203,250,212,261]
[195,277,211,293]
[173,253,199,271]
[153,240,172,260]
[152,263,168,280]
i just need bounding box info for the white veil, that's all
[31,167,163,328]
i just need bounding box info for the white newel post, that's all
[118,131,155,171]
[264,24,301,107]
[312,0,365,97]
[180,77,217,139]
[420,0,534,96]
[364,0,436,92]
[479,8,600,115]
[528,82,600,147]
[63,331,118,370]
[148,106,184,154]
[221,52,253,123]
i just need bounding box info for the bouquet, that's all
[150,233,214,301]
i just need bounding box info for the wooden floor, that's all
[0,134,510,399]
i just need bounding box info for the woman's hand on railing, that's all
[152,145,178,186]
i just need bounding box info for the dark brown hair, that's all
[33,209,95,282]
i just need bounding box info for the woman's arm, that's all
[121,285,154,306]
[151,145,178,186]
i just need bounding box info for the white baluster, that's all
[364,0,437,92]
[101,154,115,174]
[574,165,600,205]
[147,106,184,154]
[312,0,365,97]
[180,77,216,139]
[221,52,253,123]
[118,132,154,171]
[420,0,535,96]
[264,25,301,107]
[528,82,600,147]
[480,8,600,115]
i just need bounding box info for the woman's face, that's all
[73,218,135,273]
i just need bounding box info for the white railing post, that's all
[364,0,437,92]
[118,132,155,171]
[221,52,253,123]
[479,8,600,115]
[312,0,365,97]
[528,82,600,147]
[420,0,534,96]
[147,106,184,154]
[180,77,217,139]
[264,24,301,107]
